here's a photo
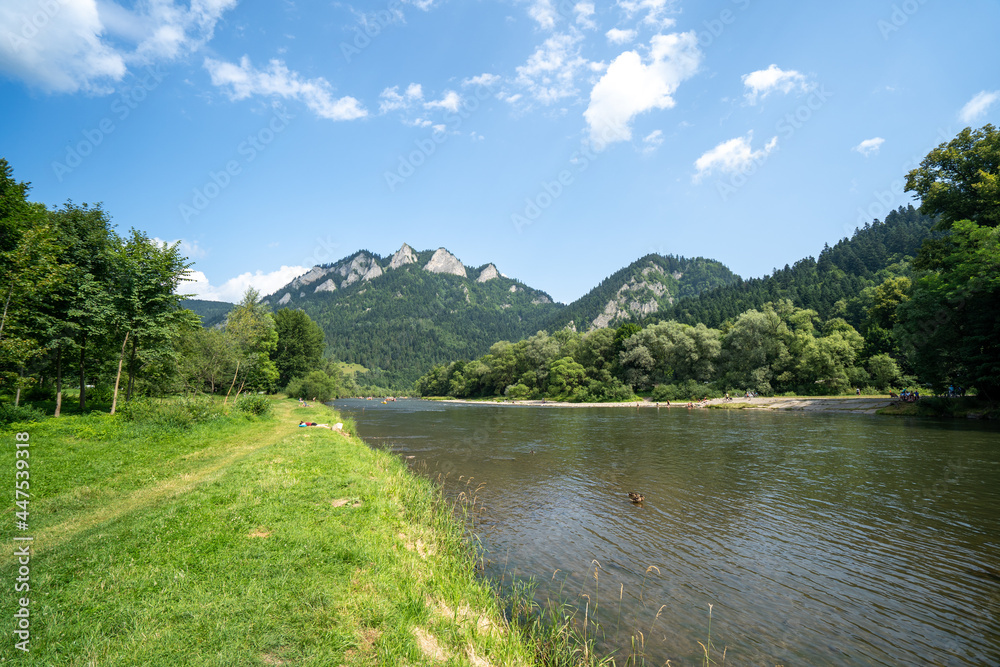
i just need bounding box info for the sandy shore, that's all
[436,395,897,414]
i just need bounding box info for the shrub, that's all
[117,395,227,428]
[233,394,272,418]
[285,370,338,403]
[0,403,47,426]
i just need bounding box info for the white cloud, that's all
[513,32,592,106]
[529,0,558,29]
[693,131,778,182]
[852,137,885,157]
[574,2,596,29]
[959,90,1000,124]
[403,0,437,10]
[204,56,367,121]
[424,89,462,112]
[741,64,811,105]
[606,28,637,44]
[616,0,676,28]
[583,31,701,150]
[379,82,424,113]
[183,266,312,303]
[0,0,235,93]
[642,129,663,153]
[463,72,501,88]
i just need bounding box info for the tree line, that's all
[0,158,353,416]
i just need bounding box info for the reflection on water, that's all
[335,398,1000,666]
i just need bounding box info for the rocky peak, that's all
[388,243,417,269]
[424,248,467,278]
[476,263,501,282]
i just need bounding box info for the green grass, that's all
[0,398,552,665]
[876,396,999,419]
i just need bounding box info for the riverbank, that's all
[435,395,899,414]
[0,397,554,665]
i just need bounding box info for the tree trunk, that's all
[224,359,240,406]
[14,366,24,407]
[110,332,130,416]
[79,334,87,412]
[0,279,13,343]
[55,346,63,417]
[126,336,138,401]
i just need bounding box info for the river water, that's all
[334,399,1000,666]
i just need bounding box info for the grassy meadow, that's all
[0,397,575,666]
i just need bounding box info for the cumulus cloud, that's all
[379,82,424,113]
[424,89,462,112]
[852,137,885,157]
[616,0,676,28]
[574,2,596,29]
[205,56,367,121]
[529,0,558,30]
[183,266,312,303]
[0,0,235,93]
[606,28,637,44]
[742,64,811,105]
[959,90,1000,124]
[583,31,701,150]
[693,131,777,182]
[513,32,593,106]
[463,73,501,88]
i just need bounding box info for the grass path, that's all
[0,399,538,666]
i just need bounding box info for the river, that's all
[334,398,1000,666]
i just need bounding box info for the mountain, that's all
[260,245,562,387]
[658,205,935,329]
[181,298,234,328]
[546,255,740,332]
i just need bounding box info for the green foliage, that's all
[118,395,228,428]
[663,206,934,329]
[179,298,234,327]
[896,219,1000,398]
[225,288,279,392]
[285,370,339,402]
[272,308,326,387]
[262,255,563,389]
[905,124,1000,229]
[550,254,739,331]
[0,402,47,425]
[232,393,273,417]
[867,353,902,390]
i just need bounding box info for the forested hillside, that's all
[659,205,934,328]
[259,246,563,388]
[181,298,233,328]
[546,254,739,331]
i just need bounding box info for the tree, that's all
[286,370,338,402]
[905,124,1000,229]
[108,231,193,413]
[224,288,279,398]
[547,356,587,399]
[176,325,239,394]
[896,220,1000,397]
[867,353,902,390]
[0,160,66,397]
[272,308,326,388]
[46,202,118,412]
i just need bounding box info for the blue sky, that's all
[1,0,998,304]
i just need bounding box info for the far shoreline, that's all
[428,395,900,415]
